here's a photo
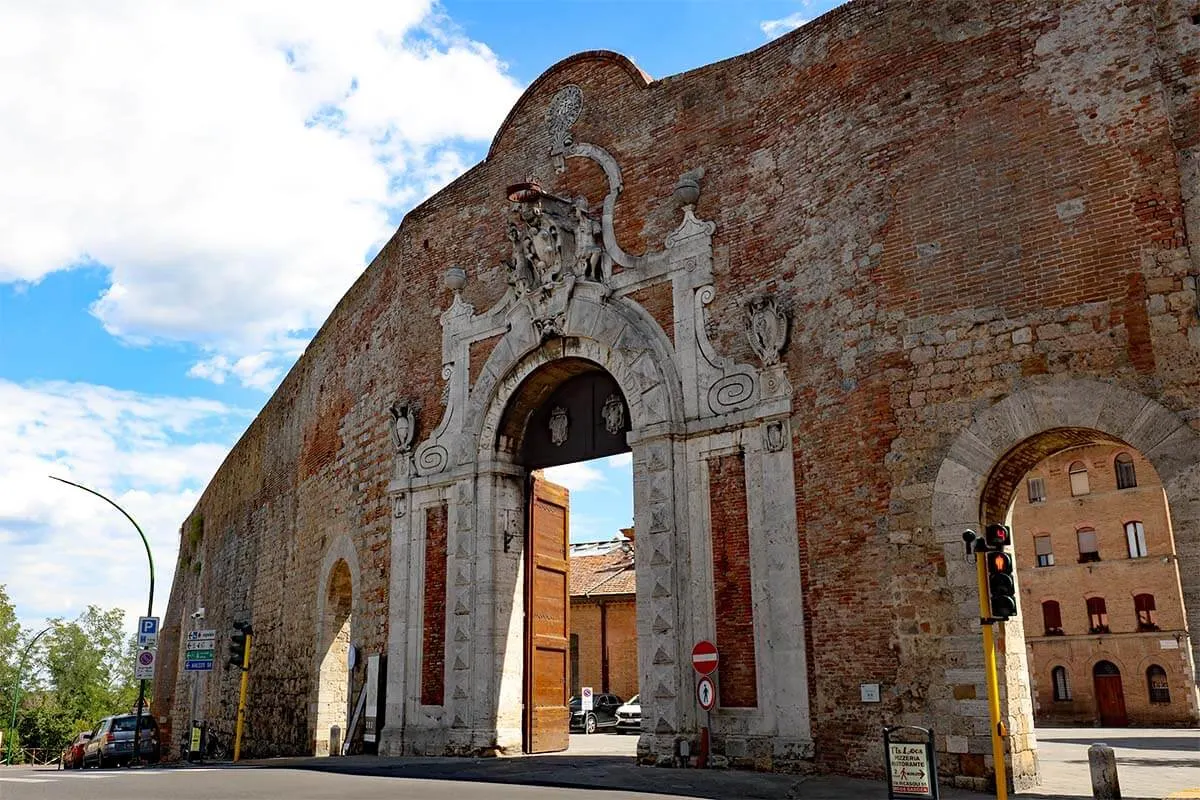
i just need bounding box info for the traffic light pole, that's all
[233,632,251,762]
[975,548,1008,800]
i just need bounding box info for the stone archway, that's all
[930,378,1200,788]
[313,537,360,756]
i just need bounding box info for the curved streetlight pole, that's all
[49,476,155,766]
[6,626,52,765]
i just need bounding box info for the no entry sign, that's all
[691,640,719,675]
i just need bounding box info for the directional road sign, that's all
[184,660,214,671]
[134,649,156,680]
[697,676,716,710]
[138,616,160,648]
[691,640,719,675]
[187,629,217,642]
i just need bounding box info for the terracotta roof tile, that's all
[570,547,636,597]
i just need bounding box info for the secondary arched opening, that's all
[314,559,353,755]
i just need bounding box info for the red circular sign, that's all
[691,640,719,675]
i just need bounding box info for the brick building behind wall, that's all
[569,532,638,701]
[1012,445,1200,726]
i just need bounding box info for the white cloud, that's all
[0,379,247,630]
[0,1,523,390]
[605,452,633,469]
[761,11,810,39]
[542,462,608,493]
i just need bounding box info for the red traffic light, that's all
[986,550,1017,620]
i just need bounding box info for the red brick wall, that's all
[421,503,448,706]
[708,452,757,708]
[571,597,639,700]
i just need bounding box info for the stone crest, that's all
[602,393,625,435]
[549,406,569,446]
[765,420,786,453]
[504,178,607,339]
[389,400,417,452]
[548,84,583,156]
[745,294,789,367]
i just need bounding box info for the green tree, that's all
[1,591,149,760]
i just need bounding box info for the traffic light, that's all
[228,622,252,669]
[986,550,1018,619]
[984,523,1011,550]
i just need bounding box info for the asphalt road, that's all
[0,766,689,800]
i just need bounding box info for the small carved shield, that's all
[549,406,569,446]
[601,393,625,435]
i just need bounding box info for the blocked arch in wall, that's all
[313,536,361,756]
[931,378,1200,785]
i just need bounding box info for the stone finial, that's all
[674,167,705,206]
[444,266,467,294]
[744,293,789,367]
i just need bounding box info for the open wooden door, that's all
[524,474,570,753]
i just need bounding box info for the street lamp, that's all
[6,626,52,765]
[49,476,155,767]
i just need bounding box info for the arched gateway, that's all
[377,134,811,763]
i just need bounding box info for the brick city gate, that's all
[156,5,1200,788]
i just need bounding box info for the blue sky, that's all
[0,0,843,631]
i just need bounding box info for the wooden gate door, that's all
[1093,673,1128,727]
[524,475,570,753]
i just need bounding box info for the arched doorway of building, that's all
[314,558,353,755]
[1092,661,1128,727]
[497,359,635,755]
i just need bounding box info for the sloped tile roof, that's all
[570,546,636,597]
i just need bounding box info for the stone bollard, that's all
[330,726,342,758]
[1088,743,1121,800]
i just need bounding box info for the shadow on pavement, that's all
[239,753,995,800]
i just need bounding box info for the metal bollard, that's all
[1088,743,1121,800]
[330,726,342,758]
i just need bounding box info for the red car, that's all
[61,732,92,769]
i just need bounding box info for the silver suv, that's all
[82,714,159,767]
[615,694,641,733]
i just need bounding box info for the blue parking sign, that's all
[137,616,160,647]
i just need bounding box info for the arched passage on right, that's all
[930,378,1200,790]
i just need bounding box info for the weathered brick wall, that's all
[708,453,758,708]
[421,504,448,707]
[159,0,1200,780]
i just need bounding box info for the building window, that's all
[1052,666,1072,701]
[1134,594,1158,631]
[1042,600,1064,635]
[1087,597,1109,634]
[1147,665,1170,704]
[1034,535,1055,567]
[1077,527,1100,563]
[1115,453,1137,489]
[1069,461,1090,496]
[1125,521,1148,558]
[1027,477,1046,503]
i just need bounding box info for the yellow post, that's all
[976,552,1009,800]
[233,633,251,762]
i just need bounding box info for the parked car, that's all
[82,714,160,767]
[568,693,624,734]
[615,694,641,734]
[61,731,92,769]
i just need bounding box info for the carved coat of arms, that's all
[601,393,625,435]
[549,406,570,446]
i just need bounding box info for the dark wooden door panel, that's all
[1094,675,1128,727]
[525,476,570,753]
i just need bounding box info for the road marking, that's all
[1166,791,1200,799]
[0,777,55,783]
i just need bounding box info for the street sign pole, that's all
[690,641,719,769]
